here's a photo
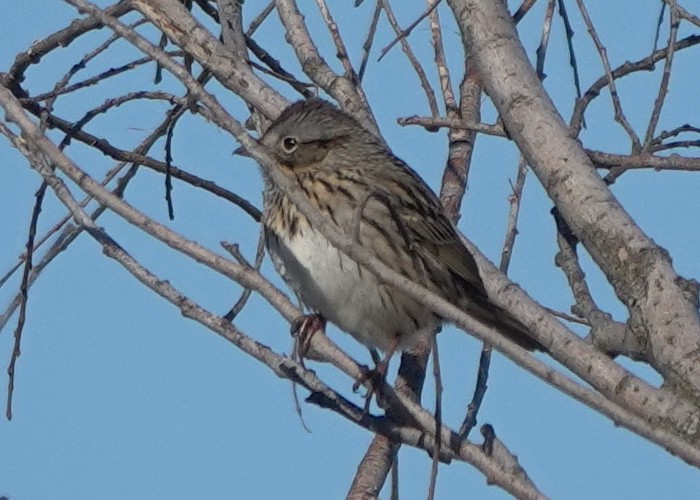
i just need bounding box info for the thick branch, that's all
[446,0,700,398]
[130,0,287,118]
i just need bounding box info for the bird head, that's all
[251,99,369,173]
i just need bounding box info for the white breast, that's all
[267,227,435,352]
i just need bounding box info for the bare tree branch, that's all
[446,0,700,401]
[3,0,700,495]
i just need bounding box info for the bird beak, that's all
[233,145,251,157]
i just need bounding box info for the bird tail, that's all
[464,297,544,351]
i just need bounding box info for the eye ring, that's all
[282,136,298,153]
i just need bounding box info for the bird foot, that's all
[353,356,391,415]
[290,313,326,368]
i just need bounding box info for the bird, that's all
[250,98,542,379]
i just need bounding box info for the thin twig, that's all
[246,40,315,97]
[221,229,267,322]
[2,95,175,292]
[574,0,642,150]
[653,1,667,52]
[428,0,456,110]
[499,158,528,274]
[315,0,358,81]
[397,116,505,136]
[6,86,263,221]
[587,150,700,172]
[460,158,528,439]
[535,0,556,80]
[570,35,700,135]
[29,52,167,104]
[653,124,700,144]
[643,2,679,150]
[544,307,590,326]
[421,4,470,488]
[674,3,700,28]
[164,117,176,220]
[512,0,539,24]
[427,336,442,500]
[554,224,644,359]
[379,0,440,119]
[357,0,382,82]
[246,1,275,35]
[458,346,492,438]
[0,82,255,332]
[6,178,46,420]
[557,0,583,100]
[652,139,700,152]
[377,0,443,61]
[8,0,134,81]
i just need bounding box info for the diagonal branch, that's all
[52,0,700,460]
[8,92,544,498]
[130,0,287,118]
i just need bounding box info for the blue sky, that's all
[2,1,700,499]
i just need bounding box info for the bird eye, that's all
[282,136,298,153]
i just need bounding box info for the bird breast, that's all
[266,224,435,352]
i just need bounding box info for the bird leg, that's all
[369,347,381,366]
[353,335,401,414]
[290,313,326,369]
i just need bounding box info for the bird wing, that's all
[371,156,489,299]
[400,192,488,297]
[378,161,543,350]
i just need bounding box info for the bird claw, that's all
[291,313,326,368]
[353,358,391,416]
